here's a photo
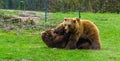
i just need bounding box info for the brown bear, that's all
[41,28,91,49]
[55,18,101,49]
[41,29,70,48]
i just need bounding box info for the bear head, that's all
[41,28,70,48]
[63,18,80,33]
[41,29,56,48]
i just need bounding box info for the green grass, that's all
[0,10,120,61]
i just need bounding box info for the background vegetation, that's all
[0,0,120,13]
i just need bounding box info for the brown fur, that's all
[41,28,91,49]
[77,38,91,49]
[41,29,69,48]
[55,18,101,49]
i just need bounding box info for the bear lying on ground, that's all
[41,29,69,48]
[55,18,101,49]
[41,28,91,49]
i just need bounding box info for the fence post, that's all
[44,0,47,22]
[3,0,7,9]
[42,0,48,29]
[18,0,21,10]
[8,0,13,9]
[78,9,81,18]
[20,0,25,10]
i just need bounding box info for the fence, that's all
[0,0,119,32]
[1,0,43,10]
[0,0,120,13]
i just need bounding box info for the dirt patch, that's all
[19,11,44,21]
[0,10,53,31]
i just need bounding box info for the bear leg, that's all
[65,40,77,49]
[65,35,80,49]
[77,38,91,49]
[90,39,101,49]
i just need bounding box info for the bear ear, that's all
[64,18,67,21]
[76,18,80,21]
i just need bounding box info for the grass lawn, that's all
[0,10,120,61]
